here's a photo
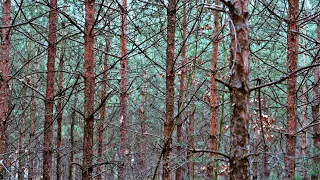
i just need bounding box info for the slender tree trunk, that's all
[82,0,95,179]
[18,39,32,180]
[311,16,320,180]
[163,0,177,179]
[301,27,307,180]
[285,0,298,179]
[119,0,128,179]
[97,30,110,180]
[28,46,38,180]
[139,70,147,176]
[208,0,220,177]
[43,0,57,178]
[187,98,195,180]
[176,1,186,179]
[227,0,250,179]
[0,0,10,175]
[56,15,66,180]
[69,90,78,180]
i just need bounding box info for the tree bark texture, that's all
[285,0,298,179]
[208,0,220,177]
[163,0,176,179]
[176,1,186,178]
[0,0,10,175]
[227,0,250,179]
[119,0,128,179]
[43,0,57,178]
[56,15,66,180]
[311,15,320,180]
[97,32,110,180]
[82,0,95,179]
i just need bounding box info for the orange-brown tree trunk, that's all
[119,0,128,179]
[82,0,95,179]
[97,31,110,180]
[0,0,10,176]
[176,1,186,179]
[56,14,66,180]
[163,0,177,179]
[311,16,320,180]
[43,0,57,178]
[285,0,298,179]
[226,0,250,179]
[208,0,220,177]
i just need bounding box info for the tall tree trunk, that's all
[18,40,32,180]
[139,70,147,177]
[163,0,176,179]
[227,0,250,179]
[119,0,128,179]
[0,0,10,175]
[82,0,95,179]
[176,1,186,179]
[208,0,220,177]
[69,90,78,180]
[28,46,38,180]
[56,14,66,180]
[43,0,57,178]
[285,0,298,179]
[97,30,110,180]
[301,26,307,180]
[311,16,320,180]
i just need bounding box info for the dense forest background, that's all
[0,0,319,179]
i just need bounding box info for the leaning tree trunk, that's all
[285,0,299,179]
[163,0,176,179]
[311,16,320,180]
[43,0,57,178]
[226,0,250,179]
[82,0,95,179]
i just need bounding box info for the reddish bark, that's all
[163,0,176,179]
[119,0,128,179]
[208,0,220,177]
[227,0,250,179]
[82,0,95,179]
[176,1,186,179]
[0,0,10,173]
[97,31,110,180]
[28,47,38,180]
[56,17,66,180]
[43,0,57,178]
[311,16,320,180]
[139,70,147,176]
[285,0,299,179]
